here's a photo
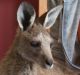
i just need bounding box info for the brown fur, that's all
[0,19,80,75]
[0,22,53,75]
[0,4,80,74]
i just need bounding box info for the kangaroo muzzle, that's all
[45,59,54,69]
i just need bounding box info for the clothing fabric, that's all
[62,0,80,69]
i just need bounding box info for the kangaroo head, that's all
[17,2,63,69]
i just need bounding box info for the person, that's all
[62,0,80,69]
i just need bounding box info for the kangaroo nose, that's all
[45,59,53,69]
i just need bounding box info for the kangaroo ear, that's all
[43,5,63,29]
[17,2,36,31]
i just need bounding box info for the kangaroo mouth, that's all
[45,63,54,69]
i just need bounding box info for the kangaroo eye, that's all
[30,41,41,47]
[50,42,54,49]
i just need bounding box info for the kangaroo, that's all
[0,2,63,75]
